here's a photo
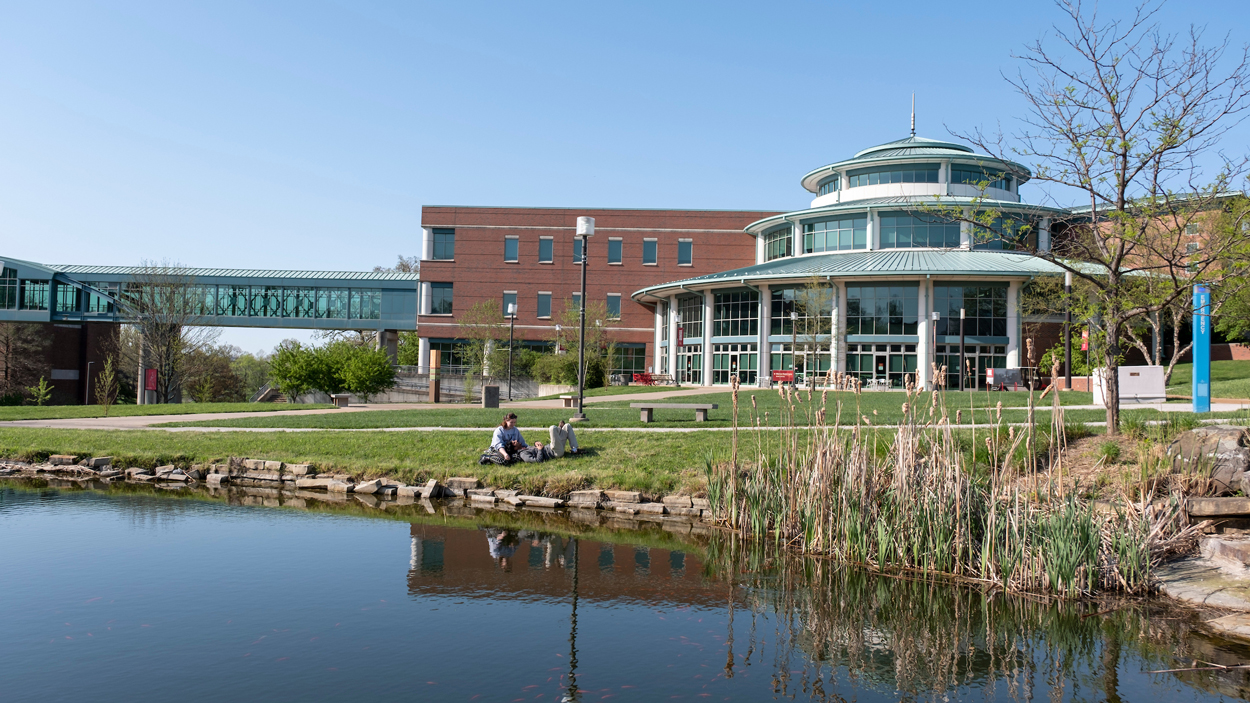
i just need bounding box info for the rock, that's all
[467,488,496,497]
[570,490,605,504]
[494,489,519,500]
[99,469,122,479]
[296,478,337,489]
[186,469,204,481]
[1188,497,1250,517]
[242,459,266,470]
[636,502,666,515]
[662,495,693,508]
[264,460,284,472]
[1169,425,1250,494]
[610,504,640,515]
[517,495,564,508]
[327,481,353,493]
[377,485,397,497]
[48,455,77,466]
[446,477,480,491]
[604,490,641,503]
[443,488,465,498]
[418,480,443,499]
[87,456,112,468]
[286,464,315,476]
[206,473,229,486]
[668,507,703,517]
[397,486,421,498]
[125,467,151,478]
[691,498,711,509]
[354,479,383,494]
[504,496,526,506]
[241,471,283,482]
[469,494,497,504]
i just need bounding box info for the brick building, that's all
[414,206,779,374]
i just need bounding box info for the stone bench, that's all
[560,395,576,408]
[630,403,718,423]
[330,393,351,408]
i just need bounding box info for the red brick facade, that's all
[417,206,778,368]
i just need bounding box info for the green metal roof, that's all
[801,135,1032,192]
[632,249,1065,300]
[49,264,420,281]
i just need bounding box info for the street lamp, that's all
[959,307,966,391]
[674,312,682,387]
[506,302,517,401]
[573,216,594,421]
[85,361,94,405]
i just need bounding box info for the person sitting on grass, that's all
[483,413,580,464]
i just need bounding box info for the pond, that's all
[3,479,1250,702]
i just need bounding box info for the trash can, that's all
[481,385,500,409]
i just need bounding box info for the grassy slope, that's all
[0,402,334,421]
[1165,360,1250,399]
[0,428,721,494]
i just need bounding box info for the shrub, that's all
[1097,441,1122,464]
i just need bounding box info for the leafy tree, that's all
[538,299,614,388]
[341,346,396,401]
[268,340,318,401]
[396,331,422,366]
[184,344,247,402]
[94,356,119,416]
[26,377,52,406]
[230,351,271,399]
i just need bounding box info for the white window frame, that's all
[538,236,554,264]
[677,238,693,266]
[503,290,518,318]
[642,237,658,266]
[608,237,623,265]
[606,293,622,319]
[536,291,552,319]
[504,236,520,263]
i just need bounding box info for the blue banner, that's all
[1194,285,1211,413]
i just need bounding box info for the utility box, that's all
[481,385,500,409]
[1092,366,1167,405]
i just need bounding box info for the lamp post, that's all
[573,216,594,421]
[85,361,94,405]
[1064,271,1072,390]
[506,302,517,401]
[674,312,682,387]
[958,307,966,391]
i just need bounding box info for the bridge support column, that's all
[377,329,399,363]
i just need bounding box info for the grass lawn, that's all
[1165,360,1250,400]
[528,385,690,400]
[0,428,723,495]
[0,402,335,422]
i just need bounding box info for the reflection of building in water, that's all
[406,524,719,606]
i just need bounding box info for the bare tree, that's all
[945,0,1250,432]
[120,261,220,404]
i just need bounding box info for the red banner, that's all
[145,368,158,391]
[1080,328,1089,351]
[771,370,794,383]
[676,327,684,347]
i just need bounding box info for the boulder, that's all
[241,459,266,470]
[662,495,693,508]
[494,489,519,500]
[569,490,605,504]
[241,471,283,482]
[296,477,337,489]
[691,497,711,509]
[397,485,421,498]
[263,460,284,472]
[87,456,112,468]
[469,493,497,504]
[286,464,315,476]
[418,480,443,499]
[186,469,204,481]
[125,467,152,478]
[206,473,229,486]
[635,502,666,515]
[668,507,703,518]
[517,495,564,508]
[353,479,383,495]
[377,485,398,497]
[327,481,353,493]
[48,455,77,466]
[446,477,480,491]
[604,490,641,504]
[1169,425,1250,494]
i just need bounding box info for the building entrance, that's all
[675,344,702,385]
[845,343,917,388]
[769,343,830,384]
[711,343,758,384]
[934,345,1006,389]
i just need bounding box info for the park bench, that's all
[560,395,576,407]
[630,402,718,423]
[330,393,351,408]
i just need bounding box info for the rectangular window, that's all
[878,212,961,249]
[658,301,669,341]
[611,345,648,376]
[606,293,621,319]
[429,283,454,315]
[802,217,868,253]
[1187,242,1200,254]
[1186,223,1200,236]
[357,289,381,320]
[847,163,940,188]
[845,285,918,336]
[765,227,793,260]
[573,238,585,265]
[55,283,80,313]
[502,291,517,317]
[539,237,554,263]
[608,238,623,264]
[770,286,833,335]
[677,295,703,339]
[642,239,657,265]
[677,239,693,266]
[85,282,116,314]
[537,292,552,318]
[504,236,519,262]
[712,291,759,337]
[950,166,1012,191]
[19,280,49,311]
[932,285,1007,338]
[0,268,18,310]
[432,228,455,260]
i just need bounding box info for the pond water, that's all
[4,480,1250,702]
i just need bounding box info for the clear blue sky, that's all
[2,0,1247,352]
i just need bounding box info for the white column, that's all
[419,282,432,315]
[418,337,431,370]
[755,234,765,265]
[1038,217,1052,252]
[420,227,433,261]
[835,281,847,375]
[917,279,931,389]
[652,301,663,374]
[668,295,679,377]
[960,213,972,249]
[757,283,771,387]
[1006,281,1021,368]
[702,291,713,386]
[868,211,878,250]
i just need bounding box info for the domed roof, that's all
[852,135,975,159]
[800,135,1031,193]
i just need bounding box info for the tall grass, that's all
[707,369,1202,595]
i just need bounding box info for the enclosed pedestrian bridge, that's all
[0,256,419,331]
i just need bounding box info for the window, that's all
[770,286,833,335]
[432,228,455,260]
[0,268,16,310]
[712,291,758,337]
[817,175,840,196]
[20,280,49,310]
[612,345,648,376]
[802,217,867,253]
[537,292,552,319]
[879,212,961,248]
[845,285,918,335]
[711,343,758,384]
[606,293,621,319]
[85,282,116,314]
[429,283,454,315]
[352,289,382,320]
[970,214,1035,251]
[429,340,466,369]
[677,295,703,340]
[319,289,350,319]
[847,163,939,188]
[55,284,80,313]
[539,237,554,263]
[765,227,793,261]
[569,293,582,312]
[608,238,622,264]
[658,301,668,341]
[502,291,517,317]
[1186,223,1200,236]
[933,285,1007,337]
[504,237,519,262]
[677,240,693,266]
[642,239,657,265]
[573,238,584,264]
[951,166,1012,191]
[1187,242,1200,254]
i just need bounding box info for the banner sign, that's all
[986,368,995,386]
[676,327,684,347]
[1194,285,1211,413]
[144,368,158,392]
[1080,328,1089,351]
[771,370,794,383]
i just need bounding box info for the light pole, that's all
[85,361,94,405]
[674,312,682,387]
[790,310,797,386]
[573,217,594,421]
[506,302,517,401]
[1064,271,1072,390]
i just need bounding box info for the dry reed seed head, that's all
[1009,426,1015,439]
[862,415,871,425]
[1026,338,1034,365]
[996,401,1003,420]
[929,405,936,417]
[902,403,910,414]
[821,389,827,406]
[956,409,963,424]
[872,409,878,415]
[751,395,757,409]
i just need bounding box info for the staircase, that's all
[249,384,288,403]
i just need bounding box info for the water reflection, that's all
[6,478,1250,702]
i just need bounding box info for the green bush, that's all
[1097,440,1122,464]
[532,351,607,388]
[269,340,396,401]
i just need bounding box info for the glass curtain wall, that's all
[845,343,918,388]
[802,216,867,253]
[712,343,758,384]
[845,285,918,335]
[676,296,703,340]
[674,344,702,384]
[932,285,1007,337]
[712,291,758,337]
[0,268,16,309]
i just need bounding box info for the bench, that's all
[330,393,351,408]
[560,395,576,408]
[630,402,718,423]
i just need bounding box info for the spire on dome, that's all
[910,93,915,137]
